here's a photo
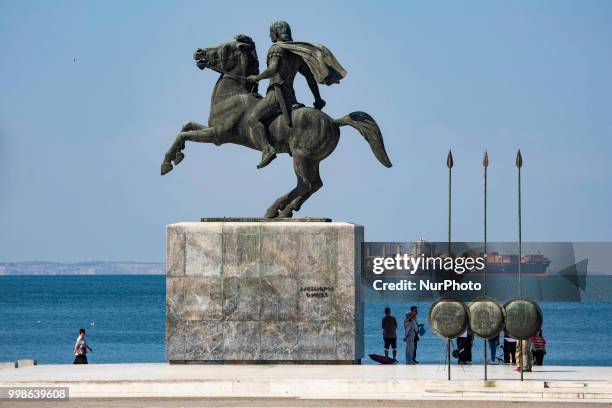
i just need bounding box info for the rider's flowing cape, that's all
[277,42,347,86]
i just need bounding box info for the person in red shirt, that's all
[530,329,547,366]
[381,307,398,359]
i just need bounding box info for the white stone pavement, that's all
[1,363,611,402]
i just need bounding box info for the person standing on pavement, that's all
[515,338,532,372]
[381,307,398,359]
[403,310,418,365]
[410,306,422,363]
[530,329,546,366]
[488,332,501,364]
[503,330,517,364]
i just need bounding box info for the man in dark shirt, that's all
[381,307,398,359]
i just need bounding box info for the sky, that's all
[1,0,611,262]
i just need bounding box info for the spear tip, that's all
[447,150,454,168]
[483,150,489,168]
[516,150,523,168]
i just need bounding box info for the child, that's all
[530,329,546,366]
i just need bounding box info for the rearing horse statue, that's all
[161,35,392,218]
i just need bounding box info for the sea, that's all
[1,275,611,366]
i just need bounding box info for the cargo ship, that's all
[483,252,551,276]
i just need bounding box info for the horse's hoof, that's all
[174,152,185,165]
[161,162,173,175]
[264,208,278,219]
[278,210,293,219]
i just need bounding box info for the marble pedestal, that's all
[166,220,364,364]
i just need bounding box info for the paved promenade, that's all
[0,363,610,404]
[0,399,608,408]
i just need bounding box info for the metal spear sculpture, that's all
[446,149,453,381]
[483,150,489,380]
[499,150,542,381]
[447,150,453,256]
[516,149,524,381]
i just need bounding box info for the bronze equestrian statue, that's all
[161,21,392,218]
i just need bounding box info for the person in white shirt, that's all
[403,311,418,365]
[410,306,423,363]
[73,328,92,364]
[456,329,469,364]
[503,330,517,364]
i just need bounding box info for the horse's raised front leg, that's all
[174,121,206,165]
[161,123,214,175]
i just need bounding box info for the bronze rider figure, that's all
[246,21,327,169]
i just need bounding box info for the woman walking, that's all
[515,338,532,372]
[73,328,93,364]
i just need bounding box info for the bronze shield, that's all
[469,297,506,339]
[428,297,470,339]
[504,298,543,340]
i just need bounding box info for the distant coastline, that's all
[0,261,164,275]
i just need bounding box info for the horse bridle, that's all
[198,54,257,93]
[221,72,257,93]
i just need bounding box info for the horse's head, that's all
[194,35,259,77]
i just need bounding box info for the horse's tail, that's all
[334,111,392,168]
